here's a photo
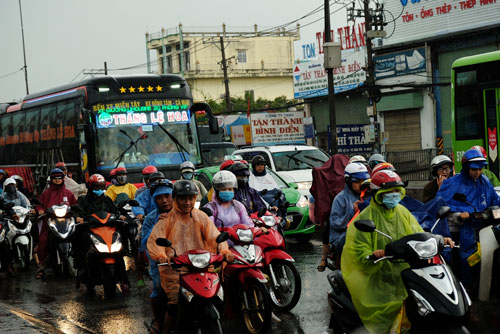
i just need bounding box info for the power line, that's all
[0,67,23,80]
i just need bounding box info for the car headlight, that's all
[296,195,309,208]
[188,252,211,269]
[236,229,253,243]
[297,181,312,190]
[407,238,437,259]
[262,215,276,227]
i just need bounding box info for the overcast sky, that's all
[0,0,347,102]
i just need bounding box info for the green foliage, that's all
[207,96,299,115]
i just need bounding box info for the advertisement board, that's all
[375,47,426,79]
[337,124,373,154]
[250,112,305,145]
[382,0,500,46]
[231,124,252,146]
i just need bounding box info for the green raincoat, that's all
[341,188,423,333]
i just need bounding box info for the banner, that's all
[337,124,373,154]
[231,124,252,146]
[250,112,305,145]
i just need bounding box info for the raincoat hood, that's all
[373,186,406,206]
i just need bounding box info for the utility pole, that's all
[220,36,232,113]
[324,0,337,154]
[104,62,108,75]
[179,24,184,77]
[18,0,29,95]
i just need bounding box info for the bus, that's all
[451,50,500,173]
[0,74,217,193]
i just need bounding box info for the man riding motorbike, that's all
[178,161,207,201]
[133,171,166,220]
[135,165,158,198]
[230,162,269,215]
[105,167,137,202]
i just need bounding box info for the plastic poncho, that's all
[249,170,279,192]
[341,189,423,334]
[204,196,252,228]
[2,190,30,208]
[147,202,229,304]
[234,184,268,215]
[132,188,154,217]
[483,168,500,187]
[329,184,359,248]
[105,183,137,202]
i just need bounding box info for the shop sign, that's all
[375,47,426,79]
[337,124,373,154]
[250,112,305,145]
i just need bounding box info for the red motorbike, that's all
[155,234,228,334]
[251,209,302,311]
[219,224,272,334]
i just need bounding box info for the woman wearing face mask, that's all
[105,167,137,203]
[1,177,31,208]
[340,170,453,333]
[203,170,252,228]
[179,161,207,201]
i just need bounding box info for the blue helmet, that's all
[462,149,487,169]
[50,168,64,179]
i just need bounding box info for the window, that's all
[237,50,247,64]
[454,68,483,140]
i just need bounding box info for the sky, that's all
[0,0,347,102]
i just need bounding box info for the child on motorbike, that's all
[341,170,453,333]
[147,180,232,334]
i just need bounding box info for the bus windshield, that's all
[93,98,201,173]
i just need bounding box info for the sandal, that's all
[35,269,44,279]
[317,259,327,272]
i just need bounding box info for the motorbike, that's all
[327,217,471,334]
[251,208,301,311]
[6,206,34,271]
[154,233,228,334]
[117,200,141,259]
[45,203,76,277]
[219,223,271,334]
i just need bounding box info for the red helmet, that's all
[89,174,106,189]
[109,168,117,177]
[471,145,487,158]
[115,167,127,174]
[370,170,404,192]
[55,161,66,168]
[220,159,235,171]
[142,165,158,176]
[371,162,396,175]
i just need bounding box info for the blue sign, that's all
[375,48,426,79]
[336,124,372,154]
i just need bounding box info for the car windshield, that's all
[271,149,329,171]
[201,144,236,166]
[267,168,288,189]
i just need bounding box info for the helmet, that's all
[220,159,235,171]
[172,180,198,197]
[180,161,195,172]
[212,170,238,190]
[115,167,127,175]
[348,155,367,164]
[430,155,454,177]
[230,162,250,177]
[370,170,405,192]
[461,149,487,169]
[0,169,7,176]
[50,168,65,179]
[89,174,106,189]
[3,177,16,188]
[142,165,158,176]
[344,163,370,182]
[150,179,173,196]
[372,162,396,175]
[55,162,67,170]
[149,171,165,183]
[11,174,23,183]
[109,168,117,177]
[471,145,487,158]
[251,155,266,166]
[368,154,386,169]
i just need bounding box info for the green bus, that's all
[0,74,217,192]
[451,50,500,173]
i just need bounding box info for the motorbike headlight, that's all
[236,229,253,243]
[296,195,308,208]
[297,181,312,190]
[90,234,110,253]
[410,289,434,316]
[262,215,276,227]
[53,205,68,218]
[408,238,438,259]
[188,252,211,269]
[110,238,122,253]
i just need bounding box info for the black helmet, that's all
[230,162,250,177]
[172,180,198,197]
[149,171,165,183]
[251,155,266,166]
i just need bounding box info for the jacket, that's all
[37,185,77,211]
[105,183,137,202]
[234,184,268,214]
[76,192,117,218]
[2,190,30,208]
[204,196,252,228]
[329,184,359,247]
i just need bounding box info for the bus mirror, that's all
[190,102,219,134]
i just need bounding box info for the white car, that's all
[233,145,330,196]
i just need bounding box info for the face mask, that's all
[237,177,249,186]
[218,191,234,202]
[182,172,193,180]
[382,192,401,209]
[6,186,16,194]
[93,189,105,196]
[117,175,127,184]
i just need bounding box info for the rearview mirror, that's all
[216,232,229,244]
[200,207,213,217]
[156,238,172,247]
[258,207,267,217]
[452,193,467,202]
[289,182,298,190]
[437,206,451,219]
[354,220,376,233]
[128,199,140,207]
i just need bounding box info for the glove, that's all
[224,253,235,262]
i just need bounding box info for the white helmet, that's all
[430,155,453,177]
[180,161,195,172]
[344,163,370,182]
[212,170,238,190]
[349,155,367,164]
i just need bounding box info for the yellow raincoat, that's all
[147,202,229,304]
[341,187,423,333]
[105,183,137,202]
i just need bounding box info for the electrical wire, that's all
[0,67,24,80]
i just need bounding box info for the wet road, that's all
[1,236,499,333]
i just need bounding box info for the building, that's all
[145,24,300,102]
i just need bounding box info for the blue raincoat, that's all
[329,184,359,248]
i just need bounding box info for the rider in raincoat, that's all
[341,170,424,333]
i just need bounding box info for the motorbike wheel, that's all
[268,259,301,311]
[242,280,271,334]
[18,244,29,271]
[103,264,116,299]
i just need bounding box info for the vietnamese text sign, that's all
[251,112,305,145]
[375,48,426,79]
[382,0,500,46]
[337,124,373,154]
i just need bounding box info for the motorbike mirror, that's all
[354,220,376,233]
[283,201,290,209]
[117,200,128,208]
[200,207,213,217]
[156,238,172,247]
[452,193,467,202]
[437,206,451,219]
[128,199,140,207]
[216,231,229,244]
[258,207,267,217]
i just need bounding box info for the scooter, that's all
[6,206,34,271]
[46,204,76,277]
[155,233,228,334]
[327,217,471,334]
[219,223,271,334]
[251,208,302,311]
